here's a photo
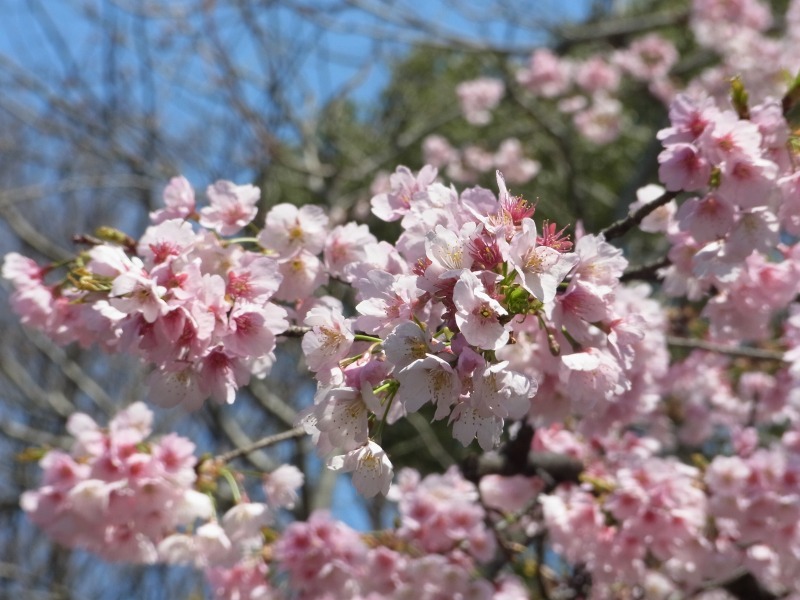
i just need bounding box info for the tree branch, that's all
[620,257,671,283]
[462,423,583,490]
[666,336,786,362]
[600,190,678,241]
[217,426,306,464]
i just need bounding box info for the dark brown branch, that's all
[695,569,780,600]
[600,190,678,241]
[722,571,778,600]
[666,336,785,362]
[554,8,690,53]
[620,257,671,283]
[462,424,583,488]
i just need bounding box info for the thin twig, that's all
[666,336,786,362]
[553,8,690,53]
[600,190,678,241]
[620,257,671,283]
[406,412,455,469]
[249,379,298,428]
[280,326,311,337]
[217,426,306,464]
[21,328,117,415]
[534,532,553,600]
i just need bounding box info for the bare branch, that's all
[0,349,75,418]
[600,190,678,241]
[406,412,456,469]
[21,328,117,415]
[620,257,670,283]
[666,336,786,362]
[217,425,306,464]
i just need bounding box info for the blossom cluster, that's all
[430,31,677,185]
[295,161,667,496]
[657,90,800,345]
[423,135,541,186]
[3,178,314,409]
[518,0,798,139]
[429,0,799,189]
[273,467,520,599]
[4,158,647,497]
[21,402,212,563]
[530,421,800,598]
[22,403,530,599]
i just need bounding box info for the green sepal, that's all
[730,75,749,120]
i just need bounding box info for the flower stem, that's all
[220,468,242,503]
[354,334,383,344]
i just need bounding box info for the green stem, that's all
[373,390,396,443]
[220,468,242,503]
[49,257,76,270]
[560,326,581,353]
[354,334,383,344]
[372,381,394,395]
[536,312,562,356]
[340,352,366,368]
[224,236,260,245]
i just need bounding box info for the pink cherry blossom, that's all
[456,77,505,125]
[517,48,572,97]
[697,110,762,164]
[199,180,260,236]
[717,155,778,208]
[676,193,735,243]
[382,320,439,370]
[274,511,367,597]
[225,255,283,304]
[354,270,423,335]
[274,250,328,302]
[560,347,628,412]
[258,203,329,257]
[394,354,460,418]
[574,56,620,94]
[422,134,458,168]
[471,360,536,420]
[323,222,377,278]
[572,96,623,145]
[658,142,712,191]
[262,465,304,510]
[509,218,578,303]
[302,307,354,375]
[312,386,371,451]
[617,33,678,81]
[137,219,198,268]
[493,138,541,184]
[452,269,509,351]
[449,397,503,450]
[328,440,394,498]
[370,164,438,222]
[109,267,169,323]
[567,232,621,287]
[150,176,196,224]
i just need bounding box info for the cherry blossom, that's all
[452,269,509,351]
[328,440,394,498]
[509,218,579,303]
[199,180,260,236]
[456,77,505,125]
